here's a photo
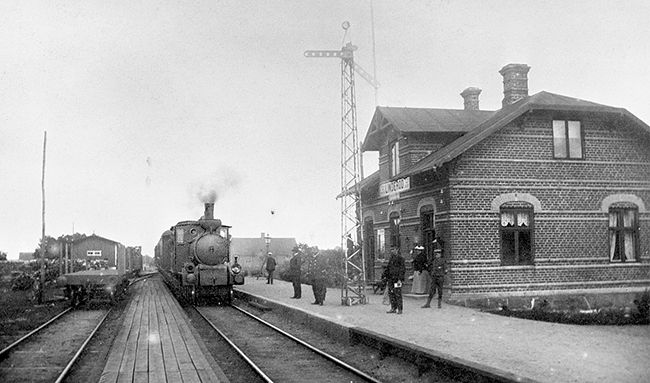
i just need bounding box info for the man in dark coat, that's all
[385,247,406,314]
[265,252,276,284]
[422,237,447,308]
[307,247,327,305]
[289,246,303,299]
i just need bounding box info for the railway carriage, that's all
[155,202,244,304]
[57,245,142,307]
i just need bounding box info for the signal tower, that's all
[305,21,379,306]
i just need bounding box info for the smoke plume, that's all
[192,167,241,205]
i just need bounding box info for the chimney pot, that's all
[499,63,530,107]
[460,87,482,110]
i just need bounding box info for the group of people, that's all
[382,237,447,314]
[264,246,327,305]
[263,238,447,313]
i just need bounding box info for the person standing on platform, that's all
[410,245,428,294]
[289,246,303,299]
[265,252,276,284]
[422,237,447,308]
[385,247,406,314]
[308,247,327,305]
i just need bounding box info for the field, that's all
[0,280,69,349]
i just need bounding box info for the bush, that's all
[634,289,650,321]
[488,299,650,325]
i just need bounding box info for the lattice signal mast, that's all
[305,21,379,306]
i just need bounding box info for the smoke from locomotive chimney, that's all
[204,203,214,220]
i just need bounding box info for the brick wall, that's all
[362,110,650,297]
[446,111,650,296]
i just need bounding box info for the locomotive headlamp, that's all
[232,264,242,274]
[186,273,197,284]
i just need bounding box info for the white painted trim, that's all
[601,194,647,213]
[491,193,542,212]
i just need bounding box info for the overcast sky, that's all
[1,0,649,259]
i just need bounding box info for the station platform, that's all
[235,277,650,383]
[99,276,229,383]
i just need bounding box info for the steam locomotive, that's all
[155,202,244,304]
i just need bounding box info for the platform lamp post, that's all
[258,234,272,279]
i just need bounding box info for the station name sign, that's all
[379,177,411,197]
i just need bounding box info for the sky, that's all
[1,0,649,259]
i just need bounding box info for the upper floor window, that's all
[553,120,583,159]
[389,141,400,177]
[609,207,638,262]
[500,206,534,265]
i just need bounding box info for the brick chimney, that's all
[460,87,482,110]
[499,63,530,107]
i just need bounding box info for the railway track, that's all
[194,304,383,383]
[0,307,111,383]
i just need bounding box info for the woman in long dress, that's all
[410,246,429,294]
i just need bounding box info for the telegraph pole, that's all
[38,131,47,304]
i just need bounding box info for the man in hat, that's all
[422,237,447,308]
[385,247,406,314]
[289,246,303,299]
[307,247,327,305]
[265,252,276,284]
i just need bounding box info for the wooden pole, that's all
[39,131,47,304]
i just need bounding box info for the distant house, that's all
[230,233,297,275]
[18,252,35,262]
[71,234,125,268]
[359,63,650,299]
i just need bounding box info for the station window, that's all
[420,205,435,257]
[87,250,102,257]
[500,206,534,265]
[553,120,583,159]
[389,212,401,249]
[376,229,385,258]
[389,141,400,177]
[609,207,638,262]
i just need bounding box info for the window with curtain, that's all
[609,208,638,262]
[553,120,583,159]
[500,206,534,265]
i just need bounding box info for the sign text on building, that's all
[379,177,411,197]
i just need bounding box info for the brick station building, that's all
[359,63,650,299]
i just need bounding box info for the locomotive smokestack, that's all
[204,203,214,220]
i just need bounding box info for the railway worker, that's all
[422,237,447,309]
[265,252,277,284]
[308,247,327,305]
[289,246,304,299]
[385,246,406,314]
